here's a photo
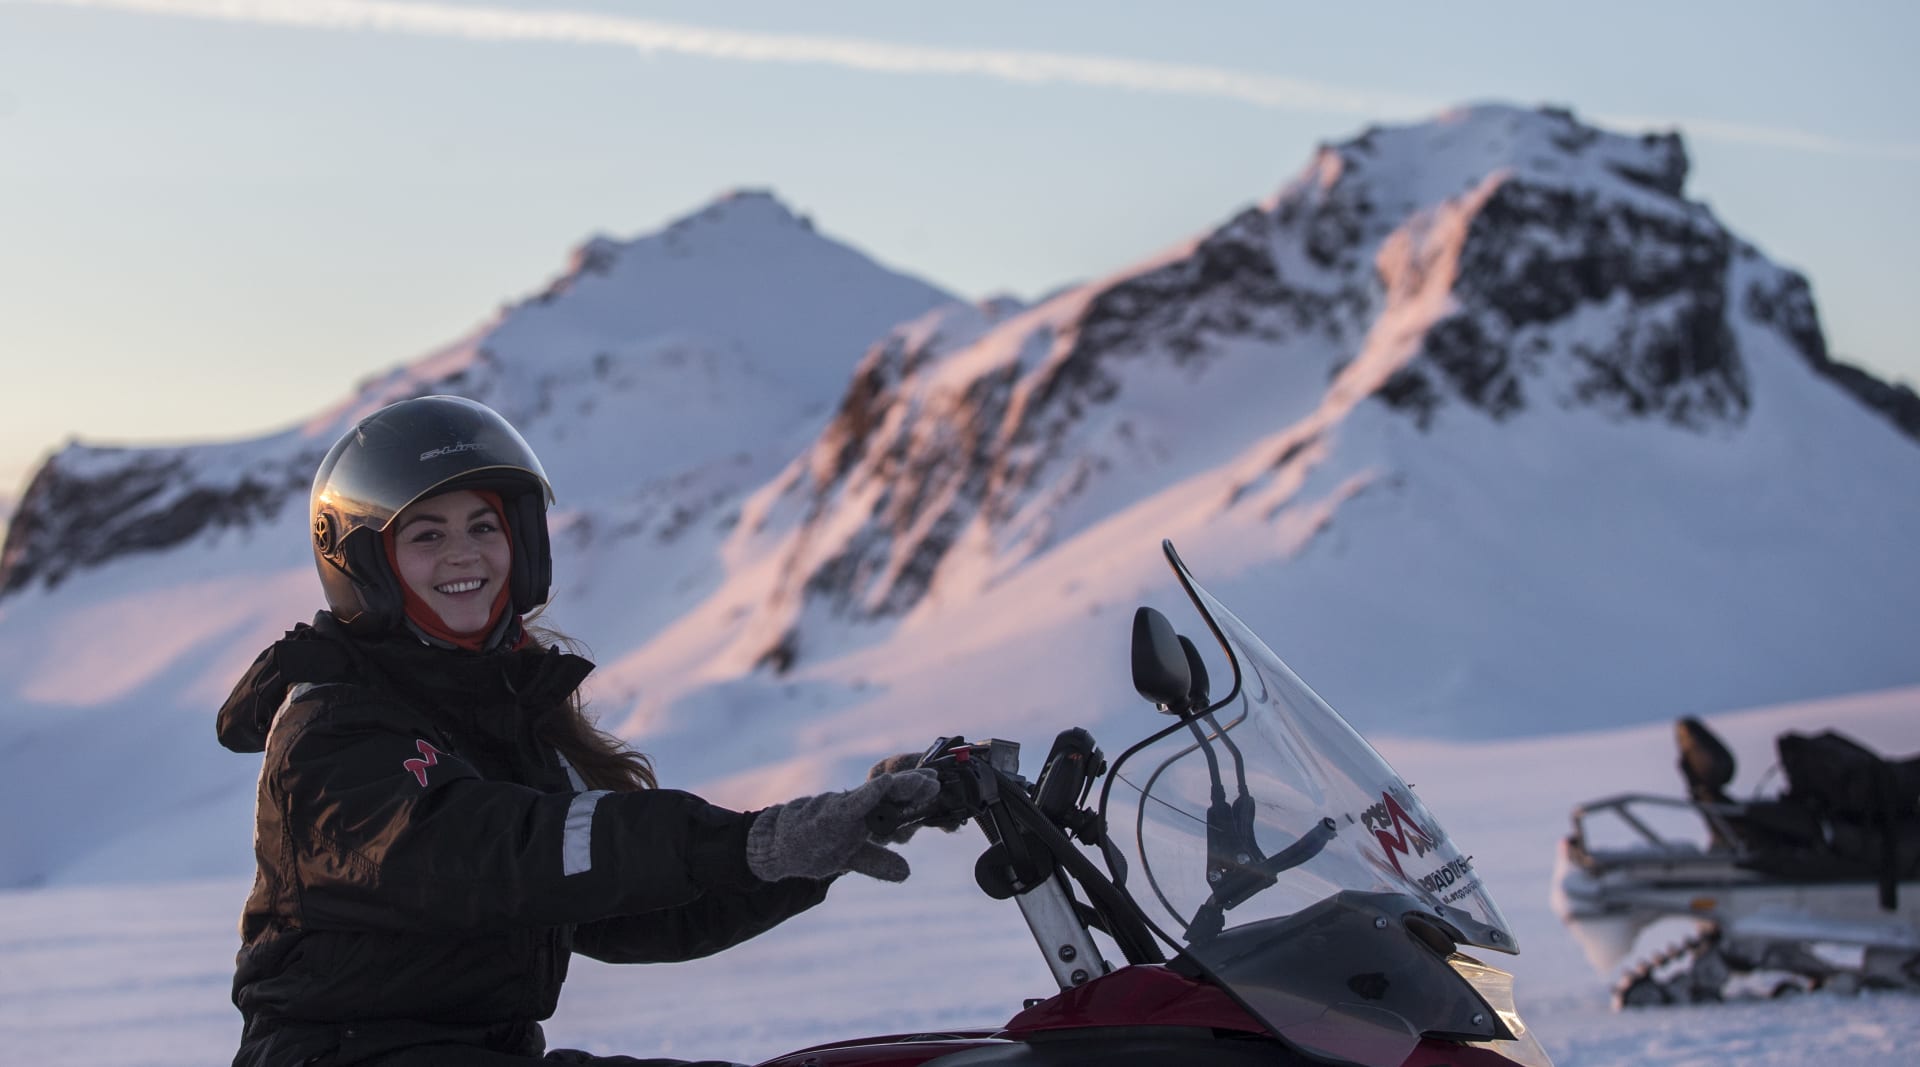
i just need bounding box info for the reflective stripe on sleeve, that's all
[563,790,612,876]
[555,749,588,792]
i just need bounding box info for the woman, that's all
[216,396,937,1067]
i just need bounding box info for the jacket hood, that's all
[216,612,594,754]
[216,614,342,753]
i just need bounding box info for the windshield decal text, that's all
[1362,791,1437,879]
[1417,854,1479,901]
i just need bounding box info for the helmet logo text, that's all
[420,441,485,461]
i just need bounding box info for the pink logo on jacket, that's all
[403,739,443,787]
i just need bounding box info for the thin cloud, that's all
[1594,112,1920,163]
[23,0,1439,116]
[22,0,1920,162]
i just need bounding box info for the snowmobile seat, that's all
[1672,718,1844,859]
[1728,729,1920,905]
[1777,730,1920,821]
[1770,730,1920,905]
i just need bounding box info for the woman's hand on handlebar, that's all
[865,748,974,843]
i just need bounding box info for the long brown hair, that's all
[525,620,657,792]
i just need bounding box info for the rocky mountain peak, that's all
[1260,106,1743,431]
[1303,105,1689,212]
[721,106,1915,676]
[1303,106,1914,439]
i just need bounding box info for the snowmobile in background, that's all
[754,541,1554,1067]
[1553,714,1920,1007]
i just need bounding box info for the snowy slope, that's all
[4,683,1916,1066]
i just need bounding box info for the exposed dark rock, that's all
[819,338,909,485]
[1306,194,1368,271]
[1606,142,1689,198]
[1746,271,1920,443]
[1402,175,1746,429]
[1743,270,1828,366]
[755,629,797,675]
[1422,316,1526,420]
[1271,435,1315,469]
[1818,364,1920,443]
[1227,432,1324,506]
[574,238,620,277]
[0,451,308,596]
[1068,208,1297,367]
[772,336,1018,637]
[1546,110,1601,154]
[1457,182,1729,329]
[534,238,621,305]
[878,509,964,616]
[1570,298,1746,428]
[1539,106,1687,197]
[1011,207,1341,489]
[1616,131,1690,198]
[1376,367,1442,430]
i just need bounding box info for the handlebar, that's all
[875,730,1166,970]
[864,735,1002,838]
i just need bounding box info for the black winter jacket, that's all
[215,614,830,1066]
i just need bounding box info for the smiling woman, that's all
[211,395,943,1066]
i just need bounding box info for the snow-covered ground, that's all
[5,684,1915,1067]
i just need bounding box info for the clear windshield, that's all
[1104,545,1529,1065]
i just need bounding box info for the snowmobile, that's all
[1553,714,1920,1007]
[751,541,1554,1066]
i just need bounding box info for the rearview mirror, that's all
[1131,607,1191,713]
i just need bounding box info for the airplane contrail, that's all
[17,0,1919,163]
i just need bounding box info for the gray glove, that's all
[867,752,939,844]
[746,769,941,883]
[867,751,970,844]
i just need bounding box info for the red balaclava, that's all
[383,489,515,651]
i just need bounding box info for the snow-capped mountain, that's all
[602,104,1920,748]
[2,105,1916,892]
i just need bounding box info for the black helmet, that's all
[310,395,555,633]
